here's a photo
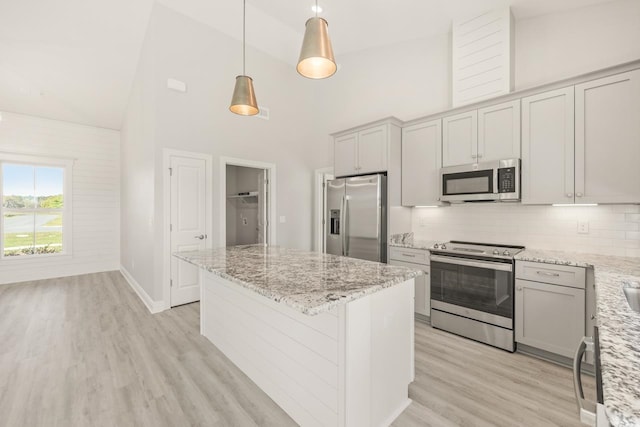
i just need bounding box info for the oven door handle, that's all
[430,255,513,272]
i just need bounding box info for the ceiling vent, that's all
[452,8,514,107]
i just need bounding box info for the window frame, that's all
[0,153,74,260]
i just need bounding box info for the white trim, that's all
[313,167,334,253]
[120,266,165,314]
[162,148,213,311]
[219,156,276,248]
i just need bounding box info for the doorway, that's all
[219,157,276,248]
[225,165,268,246]
[162,149,213,309]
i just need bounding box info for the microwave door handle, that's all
[493,168,499,194]
[430,255,513,272]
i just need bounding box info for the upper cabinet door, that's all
[478,100,521,162]
[334,132,359,177]
[521,87,575,205]
[402,120,442,207]
[575,69,640,204]
[357,125,388,174]
[442,110,478,167]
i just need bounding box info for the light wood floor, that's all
[0,271,594,426]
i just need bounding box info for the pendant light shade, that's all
[230,0,258,116]
[230,75,258,115]
[297,17,337,79]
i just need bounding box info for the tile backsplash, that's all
[412,204,640,257]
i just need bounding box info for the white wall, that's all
[412,204,640,258]
[120,14,157,296]
[0,112,120,284]
[122,4,321,302]
[516,0,640,89]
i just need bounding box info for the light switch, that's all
[279,216,286,223]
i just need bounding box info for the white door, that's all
[477,100,521,162]
[357,125,388,174]
[442,110,478,167]
[334,133,358,177]
[257,169,268,244]
[401,119,442,207]
[521,87,575,204]
[575,69,640,204]
[170,155,207,307]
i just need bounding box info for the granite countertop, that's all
[388,232,437,251]
[515,249,640,427]
[174,245,422,316]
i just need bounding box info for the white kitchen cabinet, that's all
[401,119,442,207]
[442,110,477,167]
[333,124,391,177]
[389,247,430,317]
[334,133,359,177]
[478,100,521,162]
[575,69,640,204]
[442,100,520,167]
[521,87,575,204]
[515,261,586,359]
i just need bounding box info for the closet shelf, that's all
[227,191,258,200]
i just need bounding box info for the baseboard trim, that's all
[120,266,165,314]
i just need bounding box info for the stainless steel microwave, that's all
[440,159,520,203]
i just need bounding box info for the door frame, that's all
[162,148,213,311]
[219,157,276,248]
[314,167,334,252]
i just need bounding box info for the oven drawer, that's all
[516,261,586,289]
[389,247,429,265]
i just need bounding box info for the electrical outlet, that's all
[577,220,589,234]
[242,218,248,225]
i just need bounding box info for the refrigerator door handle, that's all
[344,196,350,256]
[340,195,346,256]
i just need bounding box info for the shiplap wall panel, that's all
[452,8,514,106]
[0,112,120,284]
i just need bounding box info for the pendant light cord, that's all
[243,0,246,75]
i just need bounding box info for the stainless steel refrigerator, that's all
[326,174,387,263]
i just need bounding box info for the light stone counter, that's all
[174,244,422,316]
[515,249,640,427]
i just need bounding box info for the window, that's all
[0,154,73,258]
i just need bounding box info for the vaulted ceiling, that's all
[0,0,617,130]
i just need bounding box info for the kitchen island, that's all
[174,245,422,427]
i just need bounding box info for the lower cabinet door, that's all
[515,279,585,358]
[389,260,430,316]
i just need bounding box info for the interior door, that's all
[345,175,383,262]
[257,169,268,244]
[170,155,207,307]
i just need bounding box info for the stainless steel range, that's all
[429,241,525,352]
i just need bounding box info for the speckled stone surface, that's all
[515,249,640,427]
[389,233,437,251]
[174,245,423,316]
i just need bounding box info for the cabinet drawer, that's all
[516,261,585,289]
[389,247,429,265]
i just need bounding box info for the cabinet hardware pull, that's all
[516,287,523,291]
[576,192,583,197]
[567,193,573,198]
[403,254,416,257]
[536,271,560,277]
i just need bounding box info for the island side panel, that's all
[340,279,415,426]
[201,271,340,427]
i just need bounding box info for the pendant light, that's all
[297,0,337,79]
[230,0,259,116]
